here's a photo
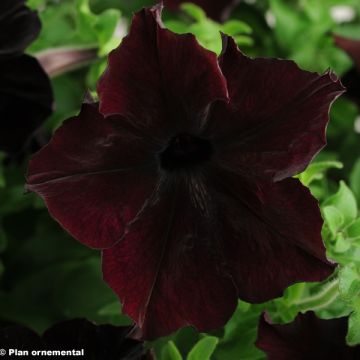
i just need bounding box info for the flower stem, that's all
[293,279,340,312]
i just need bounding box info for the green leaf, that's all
[214,301,264,360]
[54,257,128,325]
[339,265,360,300]
[97,301,132,326]
[347,219,360,239]
[269,0,308,49]
[221,20,252,35]
[323,181,357,226]
[162,341,183,360]
[347,305,360,345]
[30,0,120,55]
[187,336,218,360]
[181,3,206,21]
[333,233,352,253]
[95,9,122,55]
[164,8,252,55]
[298,161,343,186]
[323,205,344,236]
[166,20,191,34]
[97,301,121,316]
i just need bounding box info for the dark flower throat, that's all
[160,133,214,171]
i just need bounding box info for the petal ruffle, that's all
[163,0,239,22]
[208,167,333,303]
[0,55,53,154]
[102,174,238,340]
[0,0,41,58]
[256,312,360,359]
[97,5,228,139]
[27,104,160,249]
[205,36,345,181]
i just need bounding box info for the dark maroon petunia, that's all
[0,319,152,359]
[163,0,239,22]
[0,0,53,155]
[0,0,41,58]
[334,35,360,108]
[27,5,344,339]
[256,312,360,359]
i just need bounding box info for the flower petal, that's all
[334,35,360,71]
[256,312,359,359]
[0,55,53,154]
[97,5,228,138]
[163,0,239,22]
[27,104,160,249]
[0,0,41,58]
[334,35,360,107]
[208,167,333,303]
[205,36,345,181]
[102,174,238,340]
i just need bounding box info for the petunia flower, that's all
[0,0,53,155]
[27,5,344,339]
[334,35,360,108]
[256,312,360,359]
[163,0,239,22]
[0,319,153,359]
[0,0,41,58]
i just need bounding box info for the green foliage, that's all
[321,181,360,345]
[213,302,264,360]
[298,160,343,186]
[187,336,218,360]
[339,265,360,345]
[29,0,121,55]
[2,0,360,356]
[324,181,357,227]
[165,3,252,54]
[269,0,353,73]
[162,341,183,360]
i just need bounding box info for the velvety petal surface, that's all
[103,174,238,340]
[256,312,360,359]
[97,5,228,139]
[163,0,239,22]
[27,104,160,249]
[205,36,345,181]
[103,166,332,339]
[0,0,41,58]
[208,167,333,303]
[0,55,53,154]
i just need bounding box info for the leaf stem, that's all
[293,279,340,312]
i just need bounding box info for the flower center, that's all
[160,133,214,171]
